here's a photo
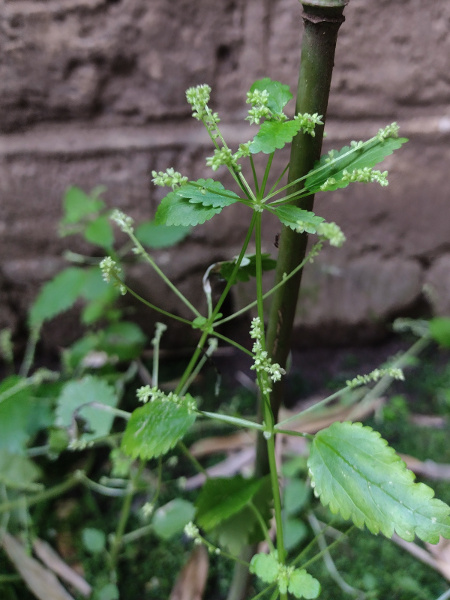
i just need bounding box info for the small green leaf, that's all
[29,267,87,327]
[61,186,104,225]
[55,376,118,442]
[305,136,408,193]
[273,205,324,234]
[175,179,240,208]
[288,569,321,599]
[250,120,304,154]
[152,499,195,540]
[84,215,114,249]
[218,253,276,283]
[135,220,191,248]
[249,552,279,584]
[308,421,450,543]
[121,395,196,459]
[250,78,293,115]
[98,322,147,361]
[82,528,106,554]
[429,317,450,348]
[195,476,265,531]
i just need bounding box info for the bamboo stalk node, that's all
[300,0,349,7]
[302,11,346,25]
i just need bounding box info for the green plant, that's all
[2,2,450,600]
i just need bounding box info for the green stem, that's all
[127,232,202,318]
[260,153,275,199]
[198,411,264,431]
[250,155,260,196]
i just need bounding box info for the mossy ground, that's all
[1,341,449,599]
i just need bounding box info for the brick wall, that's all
[1,0,449,346]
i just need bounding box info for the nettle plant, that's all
[95,79,449,598]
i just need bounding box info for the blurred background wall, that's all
[1,0,449,347]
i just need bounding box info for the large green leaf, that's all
[29,267,87,327]
[250,120,304,155]
[121,395,196,459]
[308,421,450,543]
[249,78,293,115]
[305,136,408,193]
[195,476,265,531]
[135,220,191,249]
[55,376,118,442]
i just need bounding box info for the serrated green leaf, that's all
[288,569,321,599]
[305,136,408,193]
[152,499,195,540]
[249,552,279,584]
[121,395,196,459]
[98,321,146,361]
[175,179,240,208]
[195,476,265,531]
[154,191,223,226]
[61,186,104,225]
[429,317,450,348]
[250,78,293,115]
[0,450,42,491]
[218,253,276,283]
[308,421,450,543]
[135,220,191,249]
[84,215,114,249]
[55,376,118,442]
[29,267,87,327]
[274,205,324,234]
[250,120,304,154]
[0,376,35,453]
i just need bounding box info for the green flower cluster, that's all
[346,367,405,389]
[250,317,285,394]
[151,168,188,190]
